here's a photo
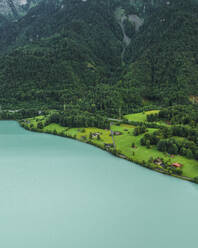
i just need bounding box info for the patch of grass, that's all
[43,123,67,133]
[111,124,127,132]
[25,115,46,128]
[75,127,112,146]
[120,124,135,129]
[124,110,160,122]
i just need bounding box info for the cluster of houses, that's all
[154,158,182,168]
[91,130,122,141]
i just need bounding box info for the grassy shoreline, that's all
[19,116,196,184]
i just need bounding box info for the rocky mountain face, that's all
[0,0,41,19]
[0,0,182,53]
[0,0,182,19]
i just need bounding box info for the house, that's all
[154,158,165,167]
[104,143,113,148]
[154,158,163,166]
[92,132,100,138]
[113,131,122,136]
[172,163,182,168]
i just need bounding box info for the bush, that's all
[146,140,150,149]
[37,122,43,129]
[133,125,147,136]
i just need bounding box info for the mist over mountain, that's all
[0,0,41,18]
[0,0,197,114]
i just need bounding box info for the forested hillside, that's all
[123,0,198,105]
[0,0,197,116]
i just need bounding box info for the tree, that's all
[133,127,139,136]
[148,157,153,163]
[186,149,193,159]
[37,122,43,129]
[89,132,93,140]
[140,137,146,146]
[146,140,150,149]
[193,177,198,183]
[157,140,167,152]
[168,143,178,155]
[180,147,187,156]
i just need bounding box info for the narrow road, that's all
[110,122,116,149]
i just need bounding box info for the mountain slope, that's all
[0,0,127,114]
[122,0,198,105]
[0,0,197,115]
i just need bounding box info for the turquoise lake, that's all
[0,121,197,248]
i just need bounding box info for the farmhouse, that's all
[154,158,163,166]
[172,163,182,168]
[154,158,165,167]
[104,143,113,148]
[113,131,122,136]
[92,132,100,138]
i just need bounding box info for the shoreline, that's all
[19,121,194,184]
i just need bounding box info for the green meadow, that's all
[124,110,160,122]
[22,111,198,181]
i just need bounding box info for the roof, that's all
[172,163,182,168]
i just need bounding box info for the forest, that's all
[0,0,197,124]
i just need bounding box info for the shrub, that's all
[37,122,43,129]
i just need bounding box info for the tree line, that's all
[140,125,198,160]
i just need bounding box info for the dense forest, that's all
[0,0,197,121]
[147,105,198,127]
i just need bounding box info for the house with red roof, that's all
[172,163,182,168]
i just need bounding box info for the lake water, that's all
[0,121,197,248]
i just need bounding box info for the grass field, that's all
[22,114,198,180]
[124,110,160,122]
[113,130,198,178]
